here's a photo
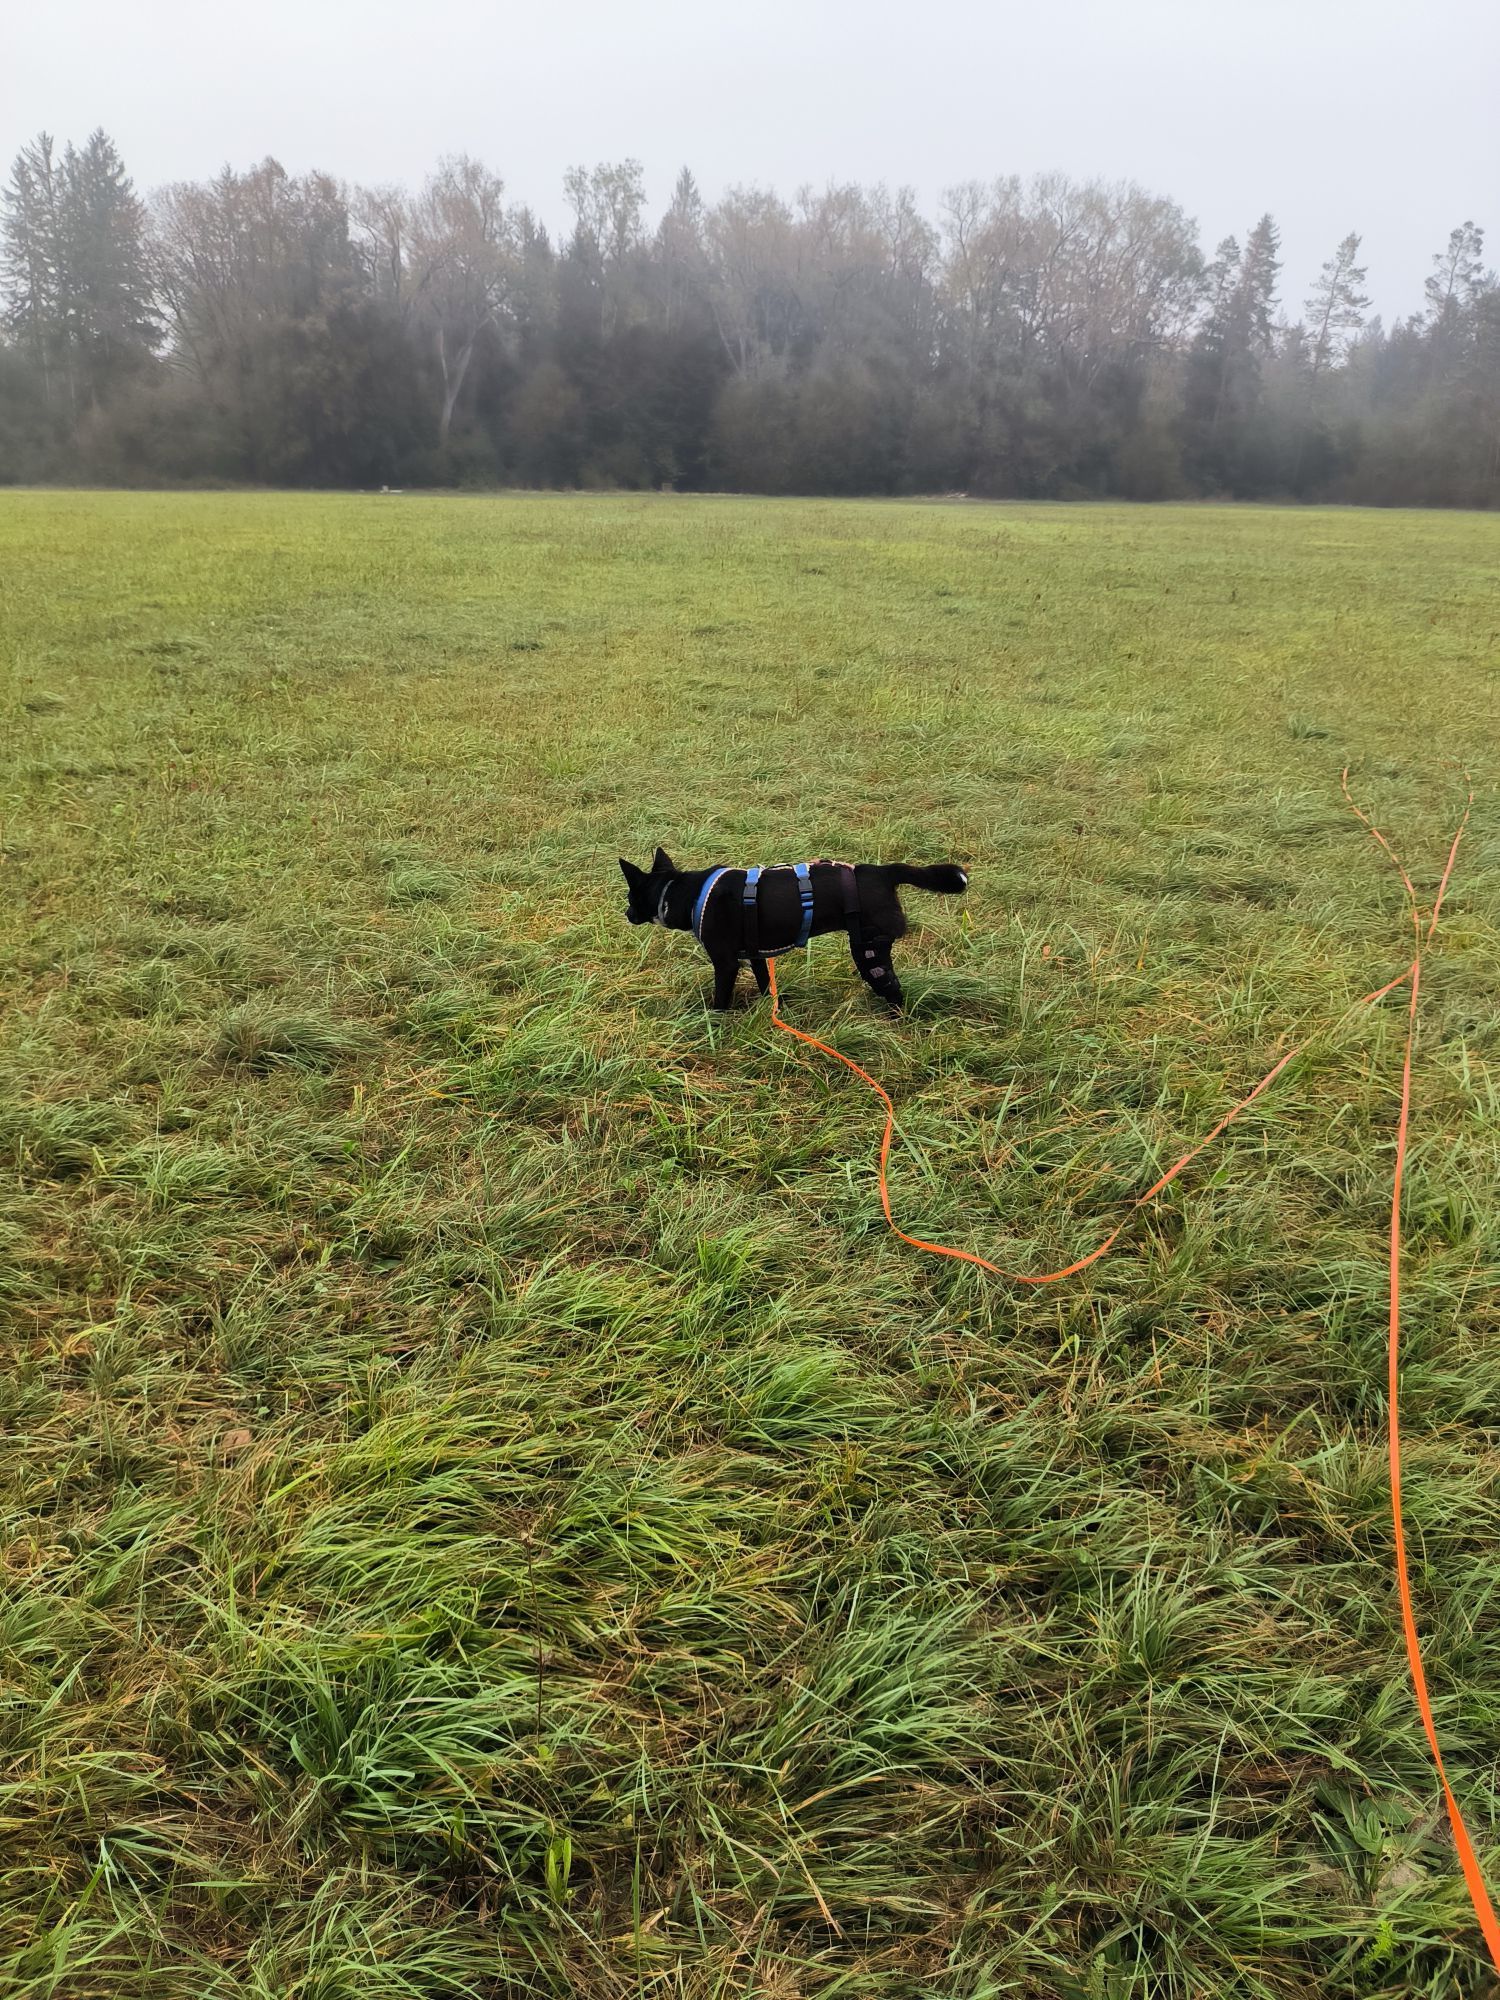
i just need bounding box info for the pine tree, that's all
[2,128,156,426]
[1424,221,1486,327]
[1234,214,1281,356]
[1181,221,1280,488]
[1420,223,1491,398]
[656,167,709,337]
[2,134,67,410]
[1305,232,1369,376]
[58,129,158,402]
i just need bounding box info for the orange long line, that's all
[766,958,1407,1285]
[1342,777,1499,1972]
[763,775,1496,1971]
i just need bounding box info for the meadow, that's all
[2,488,1499,1999]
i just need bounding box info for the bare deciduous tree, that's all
[407,157,517,443]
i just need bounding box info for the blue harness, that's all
[691,867,729,940]
[693,862,816,956]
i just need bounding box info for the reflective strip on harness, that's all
[691,867,729,942]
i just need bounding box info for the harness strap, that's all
[742,866,762,958]
[690,867,729,942]
[696,860,853,959]
[793,861,814,949]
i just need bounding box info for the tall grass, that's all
[2,489,1498,1996]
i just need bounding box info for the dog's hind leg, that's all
[849,930,904,1010]
[749,954,771,997]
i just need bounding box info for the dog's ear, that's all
[619,857,645,886]
[651,846,676,875]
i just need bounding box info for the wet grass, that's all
[2,488,1499,1997]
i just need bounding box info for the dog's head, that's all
[618,847,677,924]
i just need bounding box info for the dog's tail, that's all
[890,862,968,895]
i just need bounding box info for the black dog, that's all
[619,848,968,1010]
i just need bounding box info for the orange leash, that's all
[764,776,1498,1969]
[1342,776,1500,1972]
[765,953,1409,1286]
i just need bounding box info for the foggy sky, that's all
[7,0,1497,322]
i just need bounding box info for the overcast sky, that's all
[7,0,1497,322]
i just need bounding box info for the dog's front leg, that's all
[708,952,740,1010]
[749,954,770,997]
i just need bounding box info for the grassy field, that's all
[2,489,1500,2000]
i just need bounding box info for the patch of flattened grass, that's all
[0,1097,136,1179]
[99,958,190,1018]
[386,863,459,906]
[214,1005,379,1071]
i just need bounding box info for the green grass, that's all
[2,489,1499,1998]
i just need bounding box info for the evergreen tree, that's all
[1425,221,1487,327]
[2,134,68,412]
[1236,215,1282,352]
[58,129,159,403]
[1181,218,1281,490]
[1305,231,1369,376]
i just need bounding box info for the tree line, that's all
[2,130,1497,505]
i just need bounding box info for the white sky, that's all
[7,0,1498,322]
